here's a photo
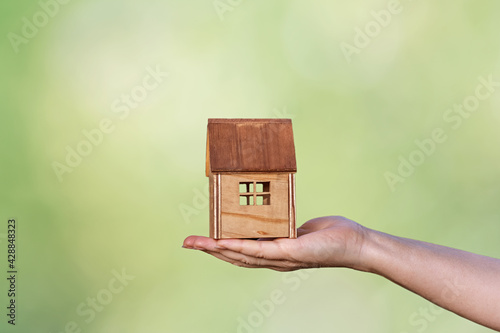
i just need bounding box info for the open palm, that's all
[183,216,368,272]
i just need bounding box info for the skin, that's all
[183,216,500,331]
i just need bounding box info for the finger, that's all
[203,250,251,267]
[215,248,301,269]
[184,236,295,267]
[183,235,218,251]
[296,219,327,237]
[205,250,299,271]
[216,238,296,260]
[297,227,309,237]
[185,236,302,268]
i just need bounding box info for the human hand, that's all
[183,216,370,272]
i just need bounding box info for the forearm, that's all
[361,228,500,331]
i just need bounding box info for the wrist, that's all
[355,227,395,274]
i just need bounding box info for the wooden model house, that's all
[206,118,297,239]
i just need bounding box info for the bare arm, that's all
[183,216,500,331]
[364,228,500,330]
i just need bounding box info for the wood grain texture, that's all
[209,173,214,238]
[205,131,211,178]
[216,174,221,238]
[289,173,297,239]
[206,119,297,175]
[220,173,290,238]
[209,173,222,239]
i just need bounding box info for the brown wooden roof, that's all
[206,119,297,175]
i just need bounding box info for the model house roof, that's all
[206,118,297,176]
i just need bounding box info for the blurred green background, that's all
[1,0,500,332]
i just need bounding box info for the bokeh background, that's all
[1,0,500,332]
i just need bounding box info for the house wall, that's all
[219,173,291,238]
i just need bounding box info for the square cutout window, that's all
[256,194,271,205]
[239,182,253,193]
[255,182,270,193]
[239,181,271,206]
[239,195,254,206]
